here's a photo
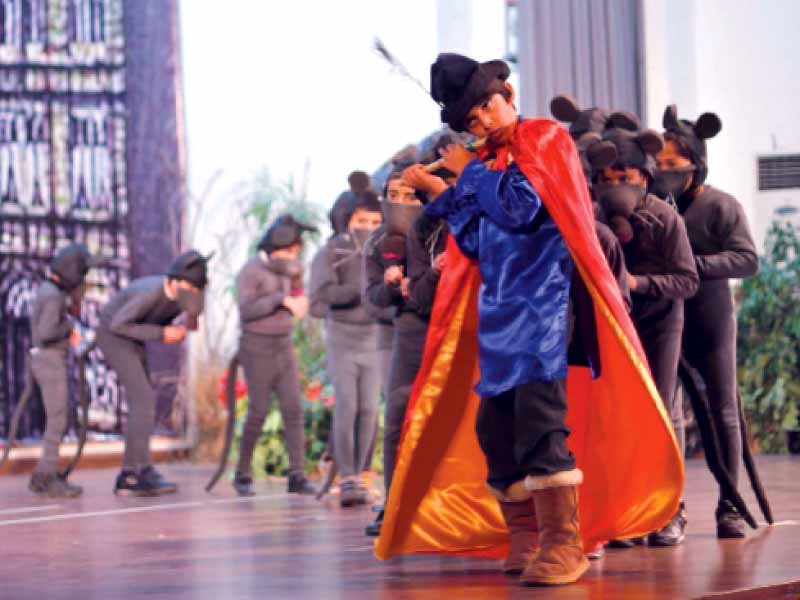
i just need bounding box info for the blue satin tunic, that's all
[425,159,573,397]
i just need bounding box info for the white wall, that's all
[642,0,800,248]
[436,0,518,92]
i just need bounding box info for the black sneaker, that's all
[716,500,746,539]
[114,466,178,497]
[233,472,255,497]
[29,472,83,498]
[287,472,316,495]
[648,502,687,547]
[365,510,384,537]
[607,536,646,549]
[340,478,360,507]
[356,478,370,505]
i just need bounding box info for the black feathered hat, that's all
[430,53,511,132]
[662,104,721,189]
[167,250,213,290]
[50,243,103,291]
[258,214,318,254]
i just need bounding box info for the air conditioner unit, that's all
[754,152,800,239]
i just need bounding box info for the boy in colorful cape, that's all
[393,49,687,586]
[402,53,589,586]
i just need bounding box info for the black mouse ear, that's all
[663,104,680,130]
[588,141,618,170]
[606,111,640,132]
[695,112,722,139]
[550,94,581,123]
[635,129,664,156]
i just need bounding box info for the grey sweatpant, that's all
[96,328,154,469]
[31,348,69,474]
[326,323,381,478]
[235,332,305,478]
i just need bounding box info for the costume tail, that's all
[206,354,239,492]
[678,357,757,529]
[738,391,774,525]
[0,359,36,470]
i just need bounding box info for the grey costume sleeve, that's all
[315,243,361,308]
[633,213,700,300]
[108,293,165,342]
[237,269,286,323]
[406,226,441,315]
[696,199,759,280]
[596,223,631,312]
[35,293,73,346]
[363,237,401,310]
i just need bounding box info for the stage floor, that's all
[0,457,797,600]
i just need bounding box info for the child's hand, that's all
[402,165,448,199]
[627,274,638,291]
[69,328,82,348]
[164,325,187,344]
[400,277,410,298]
[283,295,309,319]
[439,144,476,177]
[384,265,403,285]
[433,252,447,274]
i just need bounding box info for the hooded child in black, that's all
[232,214,318,497]
[594,119,699,546]
[27,243,101,498]
[97,250,210,497]
[653,105,758,539]
[550,95,632,315]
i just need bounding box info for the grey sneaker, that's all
[29,472,83,498]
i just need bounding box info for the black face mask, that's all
[176,287,204,318]
[267,257,303,280]
[383,201,423,237]
[593,183,647,245]
[350,228,373,248]
[650,167,694,201]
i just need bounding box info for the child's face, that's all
[270,244,301,261]
[656,140,693,171]
[348,209,382,232]
[598,167,648,188]
[464,85,518,144]
[386,178,420,206]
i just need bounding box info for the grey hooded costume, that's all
[29,243,98,474]
[234,216,316,480]
[656,106,759,503]
[97,251,208,470]
[312,195,382,479]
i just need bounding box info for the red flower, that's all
[218,369,248,406]
[306,380,322,402]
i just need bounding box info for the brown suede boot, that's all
[520,470,589,586]
[499,499,539,574]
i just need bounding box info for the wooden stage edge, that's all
[0,455,797,599]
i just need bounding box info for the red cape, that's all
[375,119,683,560]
